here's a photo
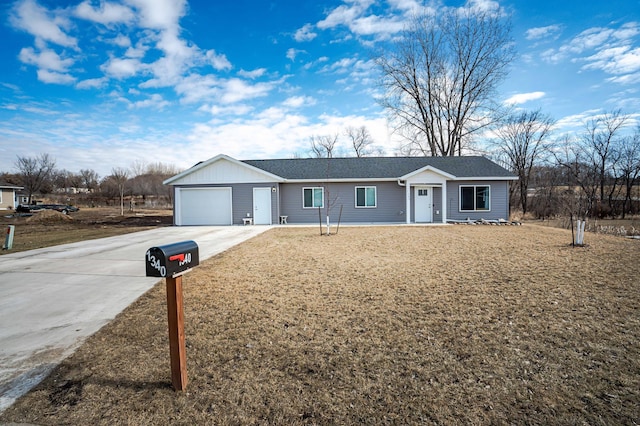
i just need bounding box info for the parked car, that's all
[16,204,43,213]
[16,204,79,214]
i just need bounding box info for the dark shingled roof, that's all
[0,182,23,188]
[243,156,514,180]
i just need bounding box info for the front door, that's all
[414,187,433,223]
[253,187,272,225]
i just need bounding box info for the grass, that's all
[1,225,639,424]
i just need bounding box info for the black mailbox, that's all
[146,240,199,278]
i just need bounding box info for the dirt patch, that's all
[25,209,73,223]
[1,225,638,424]
[1,207,173,253]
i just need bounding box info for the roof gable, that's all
[164,154,284,185]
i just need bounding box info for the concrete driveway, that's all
[0,225,270,411]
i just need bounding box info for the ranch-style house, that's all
[164,154,517,226]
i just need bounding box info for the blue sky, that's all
[0,0,639,177]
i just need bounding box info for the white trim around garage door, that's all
[176,187,233,226]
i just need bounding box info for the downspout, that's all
[404,181,411,224]
[442,182,447,224]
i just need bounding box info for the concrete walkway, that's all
[0,225,270,412]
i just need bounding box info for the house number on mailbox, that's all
[146,250,167,277]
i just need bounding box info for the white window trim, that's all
[459,185,491,212]
[355,186,377,208]
[302,187,324,209]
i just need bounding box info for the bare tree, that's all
[555,135,599,218]
[128,161,179,207]
[110,167,129,215]
[492,109,555,214]
[345,126,374,157]
[377,6,515,156]
[14,153,56,203]
[618,127,640,218]
[79,169,100,192]
[310,134,339,158]
[583,110,628,212]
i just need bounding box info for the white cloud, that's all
[326,57,357,73]
[526,25,562,41]
[101,56,143,79]
[606,73,640,85]
[348,14,404,37]
[286,48,306,61]
[203,104,254,116]
[205,50,232,71]
[238,68,267,79]
[387,0,423,13]
[282,96,317,109]
[317,0,374,30]
[294,23,317,42]
[130,93,170,109]
[220,78,274,104]
[540,22,640,88]
[174,74,219,104]
[503,91,546,105]
[139,29,198,87]
[75,1,135,25]
[555,110,602,130]
[124,0,187,30]
[112,34,132,47]
[10,0,77,48]
[124,43,148,58]
[76,77,108,89]
[18,47,74,72]
[583,45,640,75]
[463,0,501,14]
[36,69,76,85]
[316,0,406,40]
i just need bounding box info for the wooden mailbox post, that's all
[145,240,199,391]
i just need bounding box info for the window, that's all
[355,186,376,208]
[303,187,324,208]
[418,189,428,196]
[460,185,490,211]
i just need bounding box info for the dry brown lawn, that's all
[0,207,172,254]
[1,225,639,425]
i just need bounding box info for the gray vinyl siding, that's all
[280,181,406,223]
[446,181,509,221]
[175,183,278,225]
[433,187,442,223]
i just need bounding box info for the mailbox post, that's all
[145,240,199,391]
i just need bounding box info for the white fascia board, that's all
[452,176,519,181]
[400,165,456,180]
[284,178,398,184]
[164,154,284,185]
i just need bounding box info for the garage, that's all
[177,187,232,225]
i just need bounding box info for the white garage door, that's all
[178,187,232,225]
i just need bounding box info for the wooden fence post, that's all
[166,275,188,391]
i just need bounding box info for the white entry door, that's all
[253,187,272,225]
[414,187,433,223]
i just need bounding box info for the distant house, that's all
[0,183,24,210]
[164,154,517,226]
